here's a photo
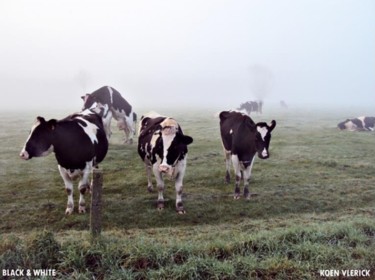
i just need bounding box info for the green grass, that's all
[1,107,374,279]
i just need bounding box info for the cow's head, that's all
[338,119,357,131]
[255,120,276,159]
[158,118,193,176]
[20,117,55,160]
[81,93,96,110]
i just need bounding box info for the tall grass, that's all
[0,216,374,279]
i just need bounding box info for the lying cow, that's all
[219,110,276,199]
[20,109,108,214]
[82,86,137,143]
[138,112,193,213]
[337,116,375,131]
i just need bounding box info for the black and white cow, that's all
[337,116,375,131]
[138,112,193,214]
[237,100,263,115]
[81,86,137,143]
[20,109,108,215]
[219,110,276,199]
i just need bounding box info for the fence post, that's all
[90,168,103,238]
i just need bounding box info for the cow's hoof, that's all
[157,201,165,210]
[147,185,154,193]
[176,209,186,214]
[65,207,74,215]
[78,206,86,213]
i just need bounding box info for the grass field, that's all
[0,106,374,279]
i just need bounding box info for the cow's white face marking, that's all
[23,119,41,144]
[229,129,233,134]
[76,117,99,144]
[20,118,54,159]
[256,126,268,140]
[159,118,179,172]
[108,86,114,104]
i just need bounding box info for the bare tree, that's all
[248,64,274,102]
[74,69,91,92]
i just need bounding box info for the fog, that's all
[1,0,374,112]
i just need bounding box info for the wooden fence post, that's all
[90,168,103,238]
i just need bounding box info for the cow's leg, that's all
[78,162,92,213]
[104,115,112,140]
[124,116,135,144]
[145,160,154,192]
[174,160,186,214]
[243,157,255,199]
[153,164,165,210]
[116,117,129,144]
[58,165,74,215]
[224,149,231,183]
[231,155,242,199]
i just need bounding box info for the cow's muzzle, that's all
[258,148,269,159]
[19,150,30,160]
[159,164,174,176]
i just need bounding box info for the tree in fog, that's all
[248,64,274,102]
[74,69,91,92]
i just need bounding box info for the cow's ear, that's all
[36,116,46,124]
[269,120,276,131]
[81,95,85,100]
[47,119,57,130]
[182,135,193,145]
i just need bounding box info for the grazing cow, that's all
[337,116,375,131]
[138,112,193,213]
[219,110,276,199]
[237,100,263,115]
[19,109,108,214]
[81,86,137,143]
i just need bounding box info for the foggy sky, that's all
[1,0,374,111]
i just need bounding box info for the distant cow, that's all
[82,86,137,143]
[337,116,375,131]
[20,109,109,214]
[219,110,276,199]
[138,112,193,213]
[237,100,263,115]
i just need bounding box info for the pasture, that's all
[0,106,374,279]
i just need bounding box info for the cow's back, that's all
[220,111,255,152]
[138,116,166,161]
[53,113,108,169]
[91,86,132,116]
[83,112,108,164]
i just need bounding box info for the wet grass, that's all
[0,107,374,278]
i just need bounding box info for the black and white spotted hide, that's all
[219,110,276,199]
[20,109,108,215]
[337,116,375,131]
[138,112,193,214]
[82,86,137,143]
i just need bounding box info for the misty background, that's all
[0,0,374,112]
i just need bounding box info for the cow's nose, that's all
[20,150,29,160]
[259,148,269,159]
[159,165,170,173]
